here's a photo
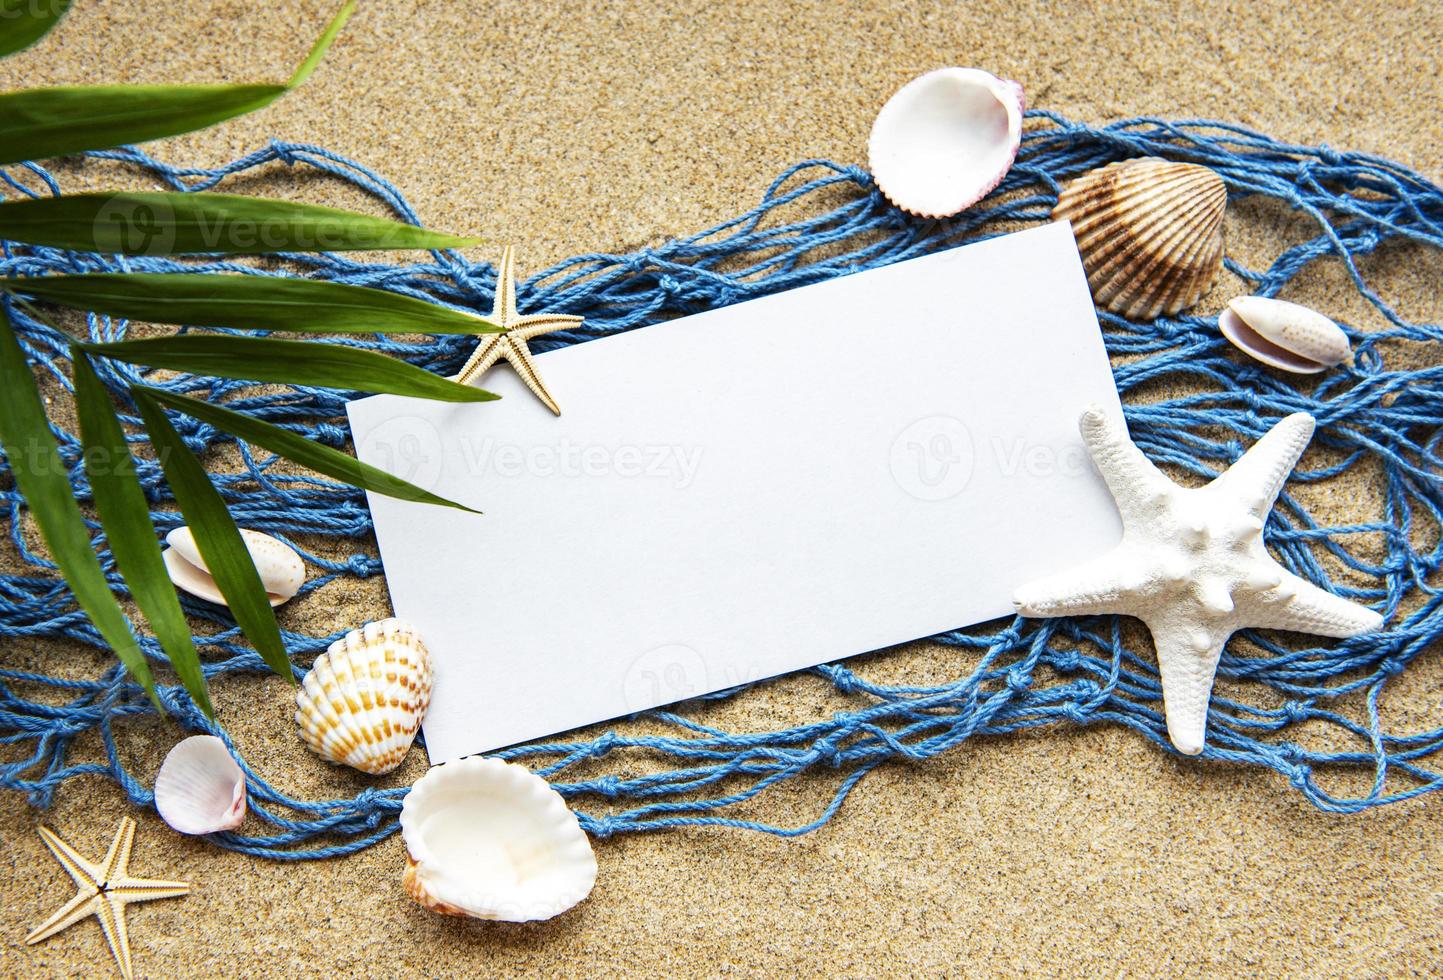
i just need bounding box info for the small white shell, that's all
[162,526,305,608]
[154,735,247,835]
[401,757,597,923]
[868,67,1025,218]
[1218,295,1352,374]
[295,618,432,775]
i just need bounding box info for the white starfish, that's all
[454,245,584,415]
[25,816,191,980]
[1013,405,1383,755]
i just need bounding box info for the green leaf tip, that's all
[0,0,71,58]
[290,0,359,89]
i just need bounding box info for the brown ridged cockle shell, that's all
[1052,158,1228,321]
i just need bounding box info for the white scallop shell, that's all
[162,526,305,608]
[401,757,597,922]
[295,618,432,775]
[1218,295,1352,374]
[868,67,1025,218]
[154,735,247,835]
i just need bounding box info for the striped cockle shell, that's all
[401,757,597,922]
[162,526,305,608]
[1218,295,1351,374]
[1053,158,1228,320]
[295,618,432,775]
[868,67,1025,218]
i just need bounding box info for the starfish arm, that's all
[110,875,193,903]
[491,245,518,325]
[98,893,134,980]
[454,335,506,386]
[1207,413,1315,518]
[1077,405,1176,523]
[25,892,100,945]
[1148,618,1228,756]
[504,342,562,416]
[509,313,584,342]
[37,825,103,889]
[1246,571,1384,637]
[100,816,136,881]
[1013,548,1141,618]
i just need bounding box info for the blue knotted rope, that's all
[1,111,1441,860]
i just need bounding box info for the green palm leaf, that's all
[134,384,479,514]
[0,192,479,255]
[0,309,161,709]
[131,387,293,682]
[0,1,355,165]
[82,335,496,403]
[72,351,213,716]
[2,273,501,335]
[0,0,70,58]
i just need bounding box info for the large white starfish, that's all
[1013,405,1383,755]
[25,816,191,980]
[454,245,584,415]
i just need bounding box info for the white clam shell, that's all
[1218,295,1352,374]
[400,757,597,923]
[162,526,305,608]
[295,618,432,775]
[154,735,247,835]
[868,67,1025,218]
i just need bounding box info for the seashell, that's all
[868,67,1025,218]
[1217,295,1351,374]
[1052,158,1228,320]
[294,618,432,775]
[400,757,597,923]
[154,735,247,835]
[162,526,305,608]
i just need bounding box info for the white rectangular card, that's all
[346,221,1123,762]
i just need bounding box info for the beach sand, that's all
[1,1,1441,976]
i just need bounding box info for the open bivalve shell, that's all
[868,67,1025,218]
[400,757,597,923]
[295,618,432,775]
[1218,295,1351,373]
[1053,158,1227,321]
[154,735,247,835]
[162,526,304,608]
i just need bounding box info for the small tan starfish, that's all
[454,245,583,415]
[25,816,191,980]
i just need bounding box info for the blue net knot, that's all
[1282,700,1311,724]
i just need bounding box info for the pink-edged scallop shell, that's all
[868,67,1025,218]
[154,735,247,835]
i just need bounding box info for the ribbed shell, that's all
[1053,158,1227,320]
[295,618,432,775]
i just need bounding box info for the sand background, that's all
[2,1,1442,976]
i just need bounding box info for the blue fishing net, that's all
[1,112,1440,859]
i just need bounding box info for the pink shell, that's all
[868,68,1025,218]
[154,735,247,835]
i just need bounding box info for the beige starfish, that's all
[454,245,583,415]
[25,816,191,980]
